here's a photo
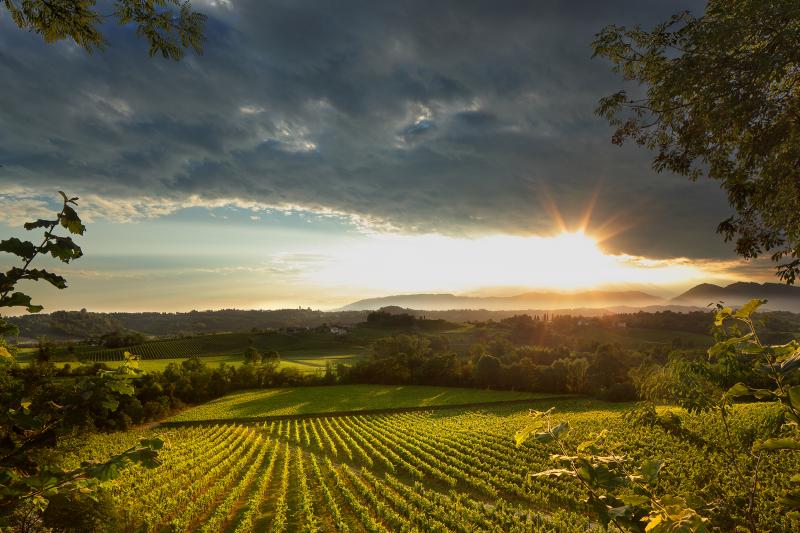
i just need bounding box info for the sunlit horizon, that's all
[302,230,732,297]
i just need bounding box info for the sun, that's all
[305,230,706,293]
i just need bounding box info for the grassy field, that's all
[60,396,798,532]
[168,384,546,421]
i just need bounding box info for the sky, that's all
[0,0,777,312]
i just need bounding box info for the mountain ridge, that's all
[339,289,666,311]
[339,282,800,312]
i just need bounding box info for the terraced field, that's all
[62,397,800,532]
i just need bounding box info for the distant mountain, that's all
[672,282,800,312]
[339,290,666,311]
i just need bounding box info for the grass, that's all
[16,349,365,373]
[168,384,550,421]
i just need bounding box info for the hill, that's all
[673,282,800,311]
[339,290,665,311]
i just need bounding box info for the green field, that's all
[14,352,364,373]
[168,385,545,421]
[33,328,392,363]
[60,395,799,532]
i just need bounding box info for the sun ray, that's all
[578,180,603,233]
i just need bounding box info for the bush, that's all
[597,382,638,402]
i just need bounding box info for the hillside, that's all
[673,282,800,311]
[340,290,665,311]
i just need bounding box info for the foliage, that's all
[517,408,706,532]
[0,194,162,528]
[593,0,800,283]
[3,0,206,60]
[0,358,165,526]
[519,299,800,532]
[0,192,84,335]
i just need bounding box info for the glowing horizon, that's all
[304,231,729,295]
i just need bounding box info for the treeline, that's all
[340,332,661,401]
[16,306,799,343]
[8,308,369,340]
[364,311,455,331]
[8,358,332,432]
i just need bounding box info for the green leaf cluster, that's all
[3,0,206,60]
[593,1,800,283]
[517,408,706,532]
[0,192,85,315]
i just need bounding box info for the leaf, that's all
[639,459,664,485]
[59,204,86,235]
[753,438,800,452]
[644,514,664,532]
[751,388,777,400]
[532,421,570,444]
[0,292,43,313]
[734,299,766,318]
[551,421,570,438]
[23,218,57,231]
[0,238,36,261]
[608,505,631,518]
[515,421,542,447]
[780,350,800,374]
[714,307,732,326]
[41,235,83,263]
[620,494,650,506]
[23,269,67,289]
[788,386,800,410]
[725,383,751,399]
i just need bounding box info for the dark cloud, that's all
[0,0,731,259]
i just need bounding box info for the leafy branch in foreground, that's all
[0,191,84,332]
[3,0,206,60]
[0,194,162,527]
[517,298,800,532]
[516,409,706,532]
[593,1,800,283]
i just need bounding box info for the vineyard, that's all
[67,330,373,364]
[61,398,800,532]
[79,337,210,362]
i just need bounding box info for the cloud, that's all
[0,0,731,260]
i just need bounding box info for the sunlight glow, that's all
[306,231,707,293]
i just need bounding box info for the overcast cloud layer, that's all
[0,0,733,260]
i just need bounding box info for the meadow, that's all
[58,392,800,532]
[167,385,548,422]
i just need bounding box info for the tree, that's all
[0,194,161,527]
[244,345,262,364]
[3,0,207,60]
[475,354,501,388]
[593,1,800,282]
